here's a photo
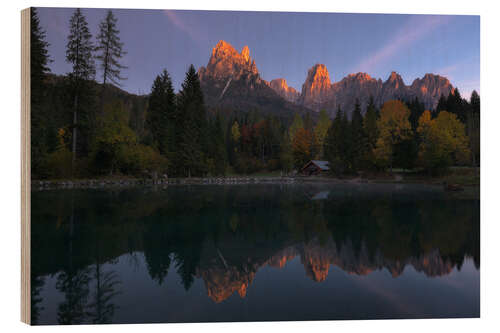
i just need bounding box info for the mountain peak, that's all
[270,78,299,102]
[387,71,403,83]
[410,73,454,107]
[345,72,374,82]
[309,64,331,83]
[211,40,239,60]
[241,45,250,63]
[299,64,333,108]
[200,40,259,81]
[383,71,406,92]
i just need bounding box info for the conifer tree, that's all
[350,100,365,171]
[95,10,127,109]
[146,69,176,157]
[31,8,50,104]
[341,109,352,172]
[364,96,379,150]
[66,8,95,169]
[30,8,51,176]
[470,90,480,115]
[468,90,480,166]
[176,65,208,177]
[435,94,447,116]
[363,97,379,169]
[447,88,465,123]
[324,107,348,175]
[408,97,425,131]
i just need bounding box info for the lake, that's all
[30,183,480,324]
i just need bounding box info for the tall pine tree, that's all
[30,8,51,176]
[350,99,365,171]
[146,69,176,157]
[468,90,480,166]
[66,8,95,169]
[363,97,379,169]
[447,88,466,123]
[324,106,349,175]
[95,10,127,110]
[175,65,208,177]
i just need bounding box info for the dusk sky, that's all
[37,8,480,99]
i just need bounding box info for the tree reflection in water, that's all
[31,184,479,323]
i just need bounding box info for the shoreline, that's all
[30,174,478,191]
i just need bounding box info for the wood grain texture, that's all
[21,7,31,325]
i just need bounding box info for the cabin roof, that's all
[312,160,329,170]
[301,160,330,171]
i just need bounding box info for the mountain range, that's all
[198,40,456,118]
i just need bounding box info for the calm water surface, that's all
[31,183,480,324]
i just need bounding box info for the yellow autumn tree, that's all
[417,111,470,173]
[292,127,314,169]
[314,109,331,158]
[373,100,412,171]
[231,121,241,143]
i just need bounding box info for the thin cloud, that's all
[435,63,461,77]
[163,10,199,42]
[355,15,452,73]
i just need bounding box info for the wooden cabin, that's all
[300,160,330,176]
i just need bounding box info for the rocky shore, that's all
[31,176,307,191]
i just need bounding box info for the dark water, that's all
[30,183,480,325]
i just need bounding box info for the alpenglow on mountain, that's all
[198,40,456,117]
[197,40,310,116]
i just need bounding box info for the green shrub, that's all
[116,144,168,176]
[43,148,73,179]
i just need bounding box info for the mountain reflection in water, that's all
[31,183,479,324]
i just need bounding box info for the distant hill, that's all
[43,73,149,139]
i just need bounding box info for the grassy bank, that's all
[384,167,480,186]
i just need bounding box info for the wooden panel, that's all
[20,7,31,325]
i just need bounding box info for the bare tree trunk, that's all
[72,94,79,174]
[100,73,107,115]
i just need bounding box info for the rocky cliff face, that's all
[198,41,456,119]
[198,40,310,116]
[298,64,335,111]
[297,65,455,117]
[380,71,409,102]
[331,72,383,114]
[410,73,455,108]
[269,78,300,103]
[198,40,260,83]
